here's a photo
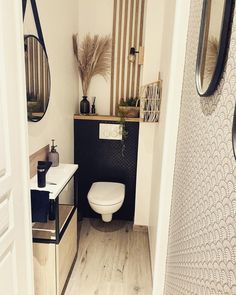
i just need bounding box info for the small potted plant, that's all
[118,97,140,118]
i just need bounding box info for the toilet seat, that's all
[88,182,125,206]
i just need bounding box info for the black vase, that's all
[80,96,90,114]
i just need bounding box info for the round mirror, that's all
[24,35,51,122]
[196,0,234,97]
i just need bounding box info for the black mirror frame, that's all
[196,0,235,97]
[24,34,51,122]
[22,0,27,18]
[22,0,50,122]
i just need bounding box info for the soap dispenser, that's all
[48,139,59,167]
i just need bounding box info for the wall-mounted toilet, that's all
[87,182,125,222]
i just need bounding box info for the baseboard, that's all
[147,227,154,284]
[133,224,148,232]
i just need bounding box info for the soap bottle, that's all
[48,139,59,167]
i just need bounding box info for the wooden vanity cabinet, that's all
[31,164,78,295]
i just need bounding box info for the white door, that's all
[0,0,34,294]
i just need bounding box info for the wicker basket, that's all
[118,106,140,118]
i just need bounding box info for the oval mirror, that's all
[196,0,234,97]
[24,35,51,122]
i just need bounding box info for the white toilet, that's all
[87,182,125,222]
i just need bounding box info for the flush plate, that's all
[99,123,122,140]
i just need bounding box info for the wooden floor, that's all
[65,218,152,295]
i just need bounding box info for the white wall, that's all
[150,1,191,295]
[78,0,113,115]
[148,0,177,272]
[134,123,155,226]
[142,0,165,84]
[24,0,79,163]
[135,0,191,290]
[136,0,190,278]
[134,0,166,227]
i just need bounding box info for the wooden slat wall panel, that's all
[110,0,146,115]
[25,37,48,109]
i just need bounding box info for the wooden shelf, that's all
[32,204,74,240]
[74,114,140,122]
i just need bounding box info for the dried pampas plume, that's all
[73,34,112,96]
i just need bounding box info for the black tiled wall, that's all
[74,119,139,221]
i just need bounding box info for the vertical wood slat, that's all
[32,38,35,98]
[120,0,129,100]
[110,0,118,115]
[25,38,49,111]
[126,0,135,100]
[43,53,46,108]
[131,0,140,98]
[136,0,145,97]
[40,45,44,108]
[115,0,124,112]
[29,38,33,98]
[34,38,39,101]
[33,38,36,98]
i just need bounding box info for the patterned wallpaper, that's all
[164,1,236,294]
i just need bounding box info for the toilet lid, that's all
[88,182,125,206]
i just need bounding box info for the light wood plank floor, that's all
[65,218,152,295]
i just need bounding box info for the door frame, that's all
[0,0,34,294]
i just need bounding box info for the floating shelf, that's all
[74,114,140,122]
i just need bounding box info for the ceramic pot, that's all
[80,96,90,114]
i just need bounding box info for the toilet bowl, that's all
[87,182,125,222]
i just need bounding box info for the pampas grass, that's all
[73,34,112,96]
